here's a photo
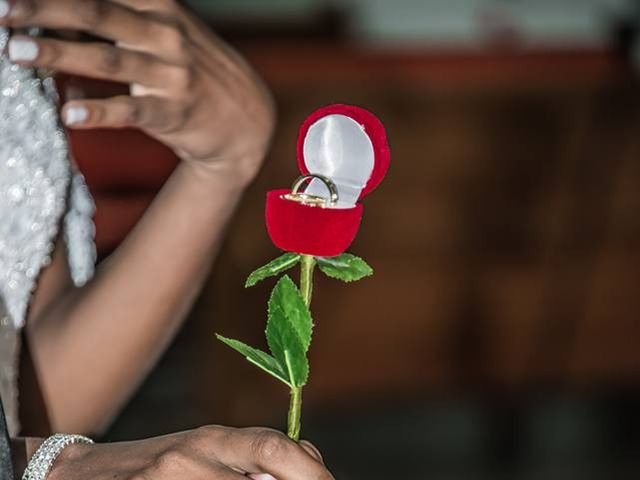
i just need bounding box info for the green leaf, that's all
[246,253,301,287]
[316,253,373,282]
[268,276,313,350]
[266,276,313,387]
[216,335,291,387]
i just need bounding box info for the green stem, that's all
[287,386,303,441]
[300,255,316,308]
[286,255,315,441]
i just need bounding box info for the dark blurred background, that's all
[91,1,640,478]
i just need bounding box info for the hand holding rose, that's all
[42,427,331,480]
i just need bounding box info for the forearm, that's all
[28,159,252,434]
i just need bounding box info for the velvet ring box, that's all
[266,104,391,257]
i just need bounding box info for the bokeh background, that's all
[82,1,640,478]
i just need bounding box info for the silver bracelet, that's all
[22,434,93,480]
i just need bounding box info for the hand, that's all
[46,426,333,480]
[2,0,275,185]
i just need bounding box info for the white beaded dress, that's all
[0,29,96,437]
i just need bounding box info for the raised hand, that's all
[1,0,275,185]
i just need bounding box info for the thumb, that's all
[247,440,325,479]
[299,440,324,464]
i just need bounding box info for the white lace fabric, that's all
[0,28,96,436]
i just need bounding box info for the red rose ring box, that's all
[266,104,391,257]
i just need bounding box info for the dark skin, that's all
[1,0,334,478]
[14,432,327,480]
[5,0,273,168]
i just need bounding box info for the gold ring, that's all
[282,174,339,208]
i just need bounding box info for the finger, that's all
[110,0,179,13]
[145,448,247,480]
[7,35,183,88]
[209,428,334,480]
[62,96,186,133]
[200,466,247,480]
[1,0,185,59]
[300,441,324,464]
[109,0,204,48]
[245,441,324,480]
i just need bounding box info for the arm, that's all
[3,0,275,433]
[28,163,252,434]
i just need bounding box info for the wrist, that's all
[178,139,269,192]
[21,434,93,480]
[178,153,263,195]
[23,438,44,458]
[46,443,91,480]
[12,438,44,480]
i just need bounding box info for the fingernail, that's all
[0,1,10,18]
[64,106,89,126]
[249,475,277,480]
[8,37,39,62]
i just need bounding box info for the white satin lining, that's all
[302,114,375,208]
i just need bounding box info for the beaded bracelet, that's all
[22,434,93,480]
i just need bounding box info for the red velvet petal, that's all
[266,190,363,257]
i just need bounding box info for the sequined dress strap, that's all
[0,27,96,437]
